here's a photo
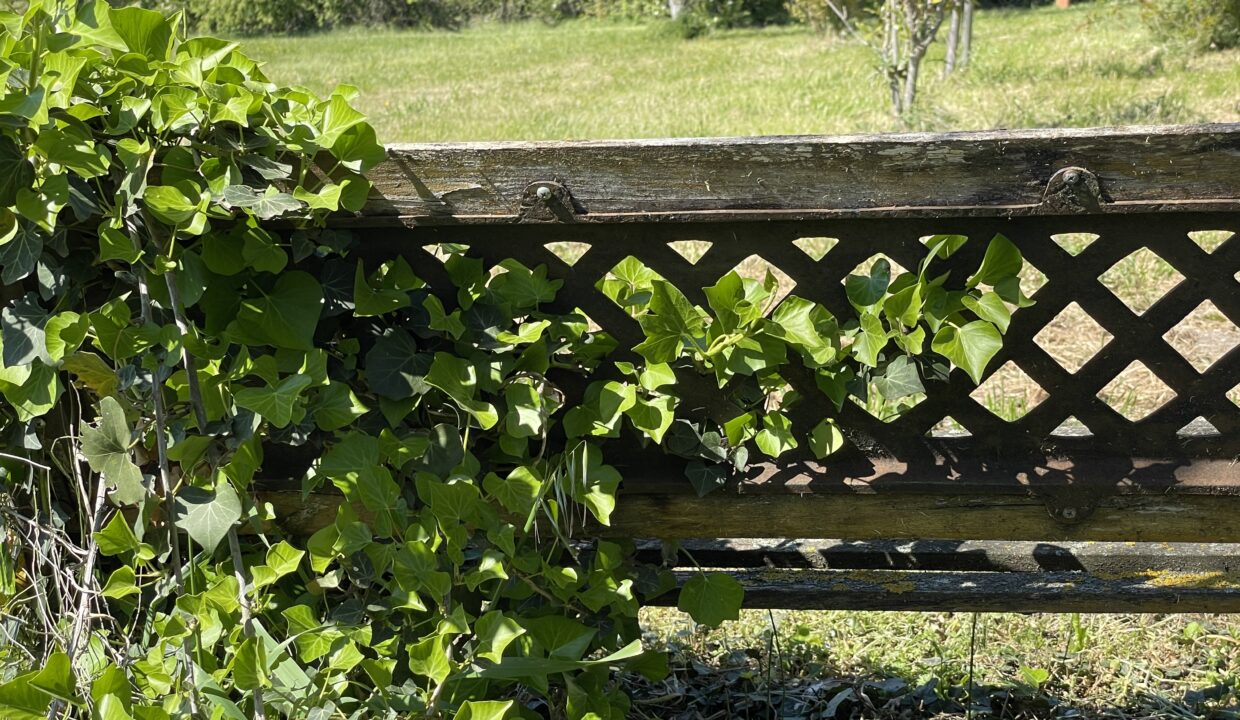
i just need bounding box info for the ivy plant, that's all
[0,3,1030,719]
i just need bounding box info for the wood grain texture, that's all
[359,124,1240,224]
[258,481,1240,543]
[647,568,1240,613]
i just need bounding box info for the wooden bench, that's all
[271,124,1240,613]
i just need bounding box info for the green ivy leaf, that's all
[173,481,242,554]
[0,222,43,284]
[931,320,1003,384]
[474,612,526,663]
[426,352,498,430]
[963,291,1013,333]
[851,312,888,368]
[754,411,797,459]
[143,185,198,225]
[872,355,924,401]
[100,566,139,599]
[312,381,370,431]
[968,234,1023,287]
[484,467,542,517]
[365,329,431,400]
[80,397,146,506]
[353,261,410,317]
[93,512,140,556]
[454,700,515,720]
[234,374,313,428]
[97,225,140,264]
[845,258,890,307]
[0,137,34,207]
[685,460,728,497]
[809,418,845,459]
[29,652,76,704]
[221,185,304,220]
[2,294,50,368]
[231,637,268,691]
[109,6,174,59]
[677,573,743,627]
[230,271,323,350]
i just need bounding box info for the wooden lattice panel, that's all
[283,125,1240,542]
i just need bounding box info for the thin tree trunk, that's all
[903,47,921,113]
[944,3,960,76]
[668,0,684,19]
[959,0,973,69]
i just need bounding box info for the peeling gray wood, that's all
[359,124,1240,224]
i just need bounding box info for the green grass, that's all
[245,2,1240,142]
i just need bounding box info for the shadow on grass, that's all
[619,638,1240,719]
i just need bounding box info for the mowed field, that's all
[247,4,1240,717]
[245,2,1239,142]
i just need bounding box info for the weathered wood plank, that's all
[605,492,1240,543]
[635,539,1240,574]
[647,567,1240,613]
[360,124,1240,224]
[259,484,1240,543]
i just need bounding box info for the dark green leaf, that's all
[229,272,323,350]
[678,573,743,626]
[364,330,431,400]
[0,136,33,206]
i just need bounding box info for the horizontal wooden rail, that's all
[357,124,1240,225]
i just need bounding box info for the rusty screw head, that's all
[536,186,553,201]
[1060,507,1078,521]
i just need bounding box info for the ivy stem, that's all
[144,210,210,431]
[127,226,200,718]
[227,529,267,720]
[161,261,261,719]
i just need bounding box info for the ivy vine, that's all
[0,3,1029,719]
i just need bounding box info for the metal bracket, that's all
[1039,166,1107,214]
[517,181,581,223]
[1037,488,1101,526]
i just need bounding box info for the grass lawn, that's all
[246,2,1238,142]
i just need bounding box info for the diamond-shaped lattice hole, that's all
[1050,416,1092,437]
[1163,301,1240,373]
[850,389,925,424]
[1230,382,1240,408]
[667,240,712,265]
[928,416,971,437]
[1019,258,1047,299]
[544,242,591,267]
[424,243,458,262]
[969,361,1046,420]
[1034,302,1113,373]
[1178,416,1221,438]
[1099,247,1185,315]
[1097,361,1176,421]
[731,255,796,306]
[792,237,838,262]
[1051,233,1099,256]
[1188,230,1235,254]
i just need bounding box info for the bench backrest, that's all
[322,124,1240,545]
